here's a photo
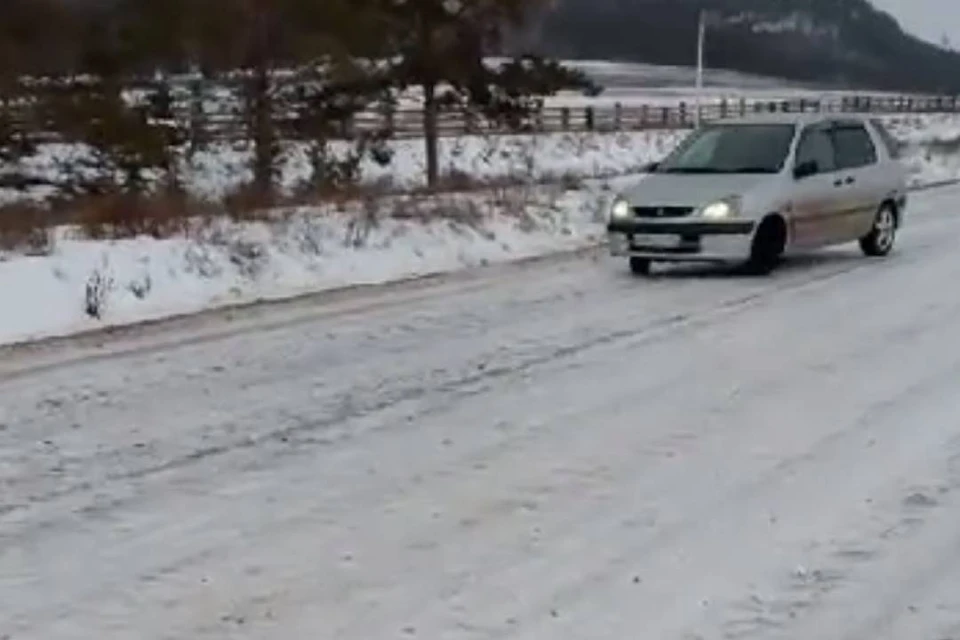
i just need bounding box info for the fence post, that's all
[340,114,356,140]
[739,98,747,117]
[463,108,477,135]
[640,104,649,129]
[585,106,595,131]
[614,102,623,130]
[560,107,570,131]
[720,98,728,118]
[679,102,687,126]
[148,79,173,120]
[188,78,205,154]
[386,104,396,134]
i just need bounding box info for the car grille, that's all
[632,206,695,218]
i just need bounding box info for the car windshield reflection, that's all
[656,124,797,175]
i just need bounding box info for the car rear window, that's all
[869,118,902,159]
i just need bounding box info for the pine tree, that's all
[124,0,389,201]
[0,0,70,177]
[371,0,594,187]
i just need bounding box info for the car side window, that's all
[794,126,836,175]
[831,123,878,169]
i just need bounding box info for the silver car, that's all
[607,113,908,275]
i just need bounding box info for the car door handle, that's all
[834,178,844,187]
[845,176,855,184]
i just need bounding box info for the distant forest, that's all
[532,0,960,92]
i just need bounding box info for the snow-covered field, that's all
[2,112,960,347]
[544,60,911,108]
[7,112,959,205]
[1,130,687,205]
[5,183,960,639]
[136,59,911,111]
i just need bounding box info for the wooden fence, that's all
[8,92,960,144]
[149,93,960,141]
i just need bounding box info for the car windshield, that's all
[656,123,797,174]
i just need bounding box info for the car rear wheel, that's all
[860,204,897,257]
[629,257,652,276]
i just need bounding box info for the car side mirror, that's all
[793,160,818,180]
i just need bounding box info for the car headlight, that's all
[610,197,631,220]
[700,197,741,220]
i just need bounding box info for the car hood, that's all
[622,172,769,206]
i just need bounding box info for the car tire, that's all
[744,217,786,276]
[859,204,897,257]
[629,257,652,276]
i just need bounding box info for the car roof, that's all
[709,112,874,127]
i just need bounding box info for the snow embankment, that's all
[885,114,960,186]
[1,114,959,347]
[0,178,628,346]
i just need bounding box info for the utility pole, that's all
[695,9,706,128]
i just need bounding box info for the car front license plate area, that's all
[631,233,682,249]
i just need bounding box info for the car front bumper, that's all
[606,218,756,262]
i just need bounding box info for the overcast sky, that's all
[871,0,960,46]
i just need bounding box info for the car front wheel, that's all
[860,204,897,257]
[629,257,652,276]
[744,216,786,275]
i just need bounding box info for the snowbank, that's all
[0,178,628,346]
[882,114,960,186]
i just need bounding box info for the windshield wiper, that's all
[659,166,777,174]
[720,166,776,174]
[658,167,725,174]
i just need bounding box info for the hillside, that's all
[533,0,960,93]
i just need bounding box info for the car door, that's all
[828,120,883,241]
[788,122,842,249]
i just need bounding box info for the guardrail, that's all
[7,92,960,143]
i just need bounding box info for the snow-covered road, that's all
[5,185,960,639]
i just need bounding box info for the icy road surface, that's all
[5,186,960,640]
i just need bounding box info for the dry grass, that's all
[0,155,594,253]
[0,190,217,252]
[67,193,205,240]
[0,202,54,255]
